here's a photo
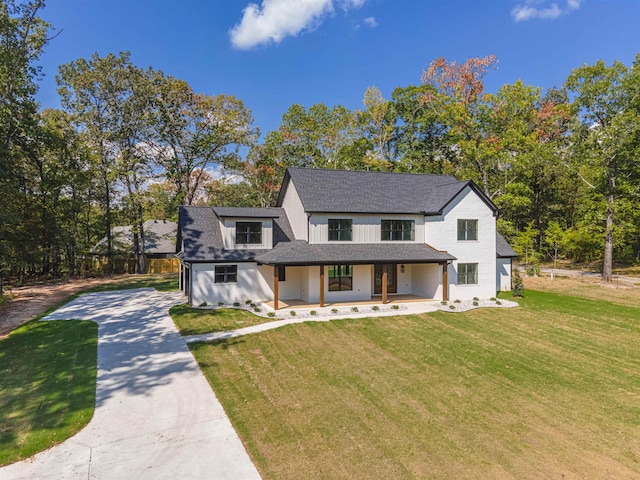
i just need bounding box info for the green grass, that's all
[190,289,640,479]
[170,304,272,336]
[0,320,98,466]
[83,273,178,293]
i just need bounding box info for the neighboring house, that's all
[177,168,517,308]
[92,220,178,258]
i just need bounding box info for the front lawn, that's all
[83,273,178,293]
[0,320,97,466]
[170,304,273,336]
[191,289,640,479]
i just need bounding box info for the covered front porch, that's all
[261,262,450,310]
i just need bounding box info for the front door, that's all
[374,264,397,295]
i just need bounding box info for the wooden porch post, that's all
[382,266,388,304]
[319,265,325,307]
[273,265,279,310]
[442,262,449,302]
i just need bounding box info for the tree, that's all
[392,84,452,174]
[512,268,524,297]
[358,85,396,164]
[544,221,566,280]
[150,76,258,207]
[0,0,49,289]
[57,52,136,273]
[566,56,640,281]
[421,55,500,197]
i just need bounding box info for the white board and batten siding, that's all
[308,214,425,244]
[424,185,497,300]
[280,180,308,240]
[221,218,273,249]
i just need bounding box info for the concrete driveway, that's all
[0,288,261,480]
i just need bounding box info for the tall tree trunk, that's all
[602,165,615,282]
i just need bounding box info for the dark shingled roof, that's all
[496,233,518,258]
[92,220,177,255]
[255,240,455,266]
[212,207,281,218]
[277,167,498,215]
[178,206,294,262]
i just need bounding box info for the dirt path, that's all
[0,276,131,338]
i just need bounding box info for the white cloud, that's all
[512,0,582,22]
[363,16,377,27]
[230,0,367,49]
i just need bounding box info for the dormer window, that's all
[328,219,352,241]
[237,222,262,245]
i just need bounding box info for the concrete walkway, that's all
[0,288,261,480]
[184,301,441,344]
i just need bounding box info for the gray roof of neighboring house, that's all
[496,232,518,258]
[255,240,456,266]
[212,207,281,218]
[92,220,177,255]
[277,167,498,215]
[178,206,294,262]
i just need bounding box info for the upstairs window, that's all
[328,219,352,241]
[236,222,262,244]
[457,219,478,241]
[381,220,415,241]
[457,263,478,285]
[215,265,237,283]
[328,264,353,291]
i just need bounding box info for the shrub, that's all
[391,305,399,310]
[512,268,525,297]
[454,299,461,304]
[250,303,257,308]
[526,263,540,277]
[290,310,297,317]
[310,310,317,316]
[449,305,456,310]
[473,301,479,306]
[441,301,448,305]
[245,299,253,305]
[473,297,479,301]
[496,300,502,305]
[331,308,338,314]
[199,302,207,307]
[372,306,380,311]
[233,302,240,307]
[254,307,261,312]
[351,306,359,313]
[490,297,496,301]
[267,311,276,318]
[217,301,224,307]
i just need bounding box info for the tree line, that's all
[1,0,639,287]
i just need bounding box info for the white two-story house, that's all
[177,167,517,309]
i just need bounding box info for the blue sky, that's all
[37,0,639,136]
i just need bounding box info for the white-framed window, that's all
[457,263,478,285]
[215,265,238,283]
[236,222,262,244]
[457,219,478,241]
